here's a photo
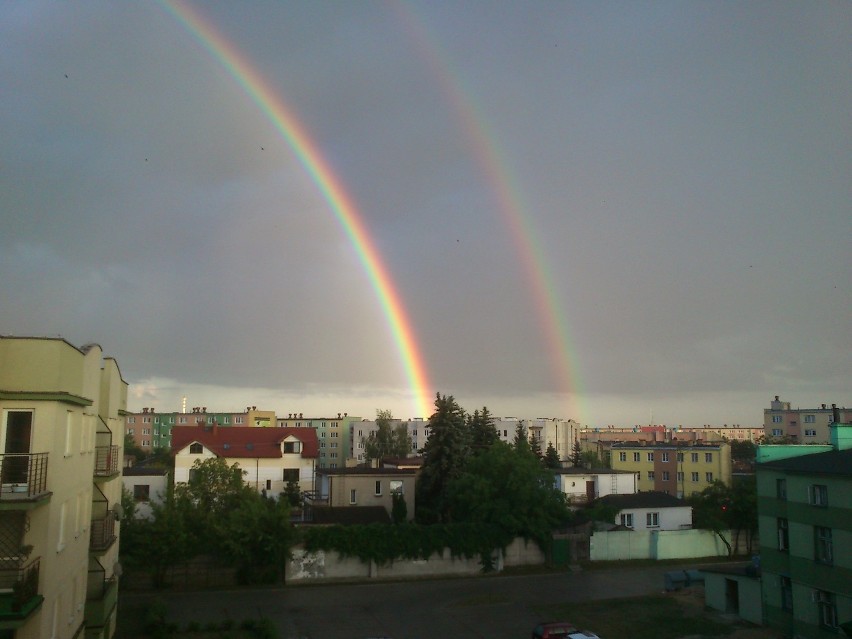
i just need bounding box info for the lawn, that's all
[535,594,734,639]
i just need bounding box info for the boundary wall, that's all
[590,529,752,561]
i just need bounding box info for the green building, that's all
[756,416,852,638]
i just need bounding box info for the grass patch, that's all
[535,595,733,639]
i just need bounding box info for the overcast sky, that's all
[2,1,849,427]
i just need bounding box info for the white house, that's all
[553,467,637,505]
[170,424,318,495]
[122,466,169,519]
[596,491,692,531]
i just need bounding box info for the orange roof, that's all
[170,425,318,459]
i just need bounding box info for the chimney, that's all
[202,407,206,413]
[822,404,827,409]
[253,406,256,411]
[338,413,341,419]
[299,413,303,419]
[832,404,840,423]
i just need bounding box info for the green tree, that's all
[447,441,570,546]
[530,434,543,460]
[216,493,294,584]
[467,407,499,453]
[729,439,756,461]
[543,442,561,469]
[570,438,582,467]
[513,423,531,454]
[415,393,470,524]
[579,449,607,469]
[124,434,146,463]
[688,480,735,556]
[728,477,758,554]
[391,492,408,524]
[364,409,412,464]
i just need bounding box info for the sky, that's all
[1,1,850,427]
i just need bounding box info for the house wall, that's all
[122,473,169,519]
[590,529,747,561]
[703,572,763,625]
[321,473,416,520]
[556,472,636,504]
[616,506,692,531]
[174,449,314,494]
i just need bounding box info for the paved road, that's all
[118,565,671,638]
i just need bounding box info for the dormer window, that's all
[283,440,301,454]
[189,443,203,454]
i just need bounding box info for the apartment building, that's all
[756,416,852,638]
[125,406,276,453]
[277,413,361,469]
[0,336,126,639]
[610,441,732,497]
[764,395,851,444]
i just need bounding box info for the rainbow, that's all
[161,0,433,419]
[393,2,584,422]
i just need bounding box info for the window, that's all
[772,428,783,436]
[349,489,357,505]
[374,480,382,496]
[647,452,654,462]
[776,478,787,500]
[804,414,815,423]
[705,452,713,462]
[691,453,699,462]
[127,428,135,435]
[142,428,150,435]
[677,453,684,462]
[265,479,271,490]
[142,416,151,423]
[390,480,403,495]
[235,417,244,424]
[134,485,150,502]
[691,472,699,482]
[633,452,640,462]
[777,518,789,551]
[154,417,159,423]
[619,452,627,462]
[661,452,669,462]
[810,484,828,506]
[283,469,299,483]
[178,416,187,424]
[815,590,838,630]
[620,513,633,528]
[814,526,833,565]
[662,471,670,481]
[188,469,198,483]
[705,472,714,482]
[646,512,659,527]
[676,472,684,481]
[804,429,816,437]
[647,471,655,480]
[283,441,301,454]
[127,417,135,424]
[189,443,203,454]
[142,440,149,447]
[780,577,793,612]
[772,415,783,423]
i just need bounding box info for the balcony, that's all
[85,559,118,633]
[0,454,50,509]
[90,511,116,553]
[0,558,43,625]
[93,445,119,479]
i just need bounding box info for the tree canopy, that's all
[363,409,412,463]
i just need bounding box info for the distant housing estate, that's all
[763,395,851,444]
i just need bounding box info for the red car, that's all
[531,622,600,639]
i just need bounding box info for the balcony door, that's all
[2,410,32,484]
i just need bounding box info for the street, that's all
[117,564,670,638]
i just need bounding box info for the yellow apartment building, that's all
[610,441,732,497]
[1,337,126,639]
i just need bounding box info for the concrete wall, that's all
[590,529,750,561]
[285,537,545,583]
[703,571,763,625]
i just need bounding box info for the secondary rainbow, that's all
[393,2,585,422]
[162,0,432,419]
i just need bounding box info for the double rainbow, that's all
[162,0,433,419]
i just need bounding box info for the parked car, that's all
[532,622,600,639]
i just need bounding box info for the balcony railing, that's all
[93,446,119,477]
[0,453,49,502]
[90,511,116,552]
[0,557,41,619]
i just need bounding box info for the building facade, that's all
[311,467,416,521]
[756,419,852,638]
[0,337,126,639]
[171,424,318,494]
[763,395,851,444]
[552,468,637,506]
[125,406,276,453]
[278,413,360,469]
[596,491,693,531]
[610,441,732,497]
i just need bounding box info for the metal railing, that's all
[93,446,119,477]
[0,453,49,500]
[89,511,116,552]
[0,557,40,608]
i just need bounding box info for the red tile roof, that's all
[170,425,318,459]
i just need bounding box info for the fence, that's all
[590,528,755,561]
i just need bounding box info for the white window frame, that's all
[646,512,659,528]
